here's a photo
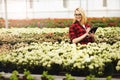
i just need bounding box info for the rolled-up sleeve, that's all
[69,24,76,42]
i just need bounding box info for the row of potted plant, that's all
[0,17,120,28]
[0,70,75,80]
[0,27,120,54]
[0,41,120,76]
[0,27,119,44]
[0,70,113,80]
[0,27,120,76]
[0,69,34,80]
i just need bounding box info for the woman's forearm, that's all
[72,33,88,44]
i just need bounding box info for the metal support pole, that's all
[4,0,8,28]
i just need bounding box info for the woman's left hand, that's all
[88,33,94,38]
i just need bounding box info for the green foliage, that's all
[10,74,18,80]
[27,75,34,80]
[41,71,48,78]
[12,70,19,75]
[10,70,19,80]
[106,76,112,80]
[41,71,54,80]
[64,73,76,80]
[24,69,31,77]
[1,17,120,28]
[0,27,120,76]
[86,74,97,80]
[0,41,120,75]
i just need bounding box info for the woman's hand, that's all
[86,28,95,38]
[88,33,94,38]
[85,28,91,36]
[86,28,90,34]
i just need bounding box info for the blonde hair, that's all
[73,8,87,25]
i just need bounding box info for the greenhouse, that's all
[0,0,120,80]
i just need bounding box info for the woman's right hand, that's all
[86,28,90,33]
[85,28,90,36]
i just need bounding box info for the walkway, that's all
[0,72,120,80]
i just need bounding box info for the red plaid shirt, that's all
[69,21,94,44]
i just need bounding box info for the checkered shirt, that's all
[69,21,94,44]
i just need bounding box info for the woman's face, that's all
[74,10,82,22]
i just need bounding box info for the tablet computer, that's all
[89,27,98,33]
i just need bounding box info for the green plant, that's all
[64,73,76,80]
[12,70,19,75]
[27,75,34,80]
[10,70,19,80]
[10,74,19,80]
[41,71,54,80]
[10,70,18,80]
[41,71,48,78]
[24,69,31,77]
[47,75,54,80]
[86,74,97,80]
[106,76,112,80]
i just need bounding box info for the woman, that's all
[69,8,95,44]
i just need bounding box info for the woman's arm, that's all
[72,28,90,44]
[72,33,88,44]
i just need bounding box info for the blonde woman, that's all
[69,8,95,44]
